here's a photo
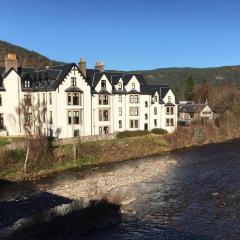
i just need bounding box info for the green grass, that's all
[116,130,150,139]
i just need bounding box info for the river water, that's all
[1,141,240,239]
[84,141,240,240]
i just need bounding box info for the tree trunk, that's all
[24,141,30,173]
[73,141,77,164]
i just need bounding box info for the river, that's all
[84,141,240,240]
[1,141,240,239]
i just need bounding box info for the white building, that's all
[0,54,177,138]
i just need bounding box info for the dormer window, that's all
[132,83,135,90]
[101,80,106,89]
[24,80,30,88]
[168,96,171,102]
[154,96,158,102]
[118,82,122,90]
[71,77,76,86]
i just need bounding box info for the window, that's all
[154,107,157,115]
[119,120,122,129]
[43,109,46,123]
[99,95,109,105]
[68,93,72,105]
[145,101,148,107]
[42,93,46,105]
[74,130,80,137]
[130,119,139,128]
[25,112,32,125]
[118,82,122,90]
[145,113,148,120]
[99,109,110,121]
[130,107,139,116]
[103,110,109,121]
[73,93,79,105]
[166,119,174,126]
[0,95,2,106]
[0,113,4,129]
[130,95,139,103]
[154,96,158,102]
[49,111,53,124]
[71,77,76,86]
[134,95,139,103]
[67,93,81,106]
[103,126,109,134]
[101,80,106,89]
[73,111,80,124]
[119,107,122,116]
[24,95,31,106]
[154,119,157,127]
[37,93,40,105]
[166,107,174,115]
[68,111,72,124]
[24,80,30,88]
[49,93,52,105]
[168,96,171,102]
[118,95,122,102]
[132,83,135,90]
[130,95,134,103]
[100,126,109,134]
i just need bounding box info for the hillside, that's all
[1,40,240,90]
[0,40,64,69]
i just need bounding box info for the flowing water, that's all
[1,141,240,239]
[84,141,240,240]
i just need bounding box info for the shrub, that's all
[151,128,168,135]
[116,130,149,139]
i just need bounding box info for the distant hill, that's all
[0,40,64,69]
[1,40,240,91]
[133,66,240,86]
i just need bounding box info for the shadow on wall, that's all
[0,179,121,240]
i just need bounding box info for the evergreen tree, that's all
[184,76,194,101]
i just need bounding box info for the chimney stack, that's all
[79,58,86,77]
[4,53,18,72]
[95,61,104,72]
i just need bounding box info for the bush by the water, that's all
[151,128,168,135]
[116,130,149,139]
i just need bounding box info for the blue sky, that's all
[0,0,240,70]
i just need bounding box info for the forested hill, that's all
[132,66,240,87]
[1,40,240,89]
[0,40,64,69]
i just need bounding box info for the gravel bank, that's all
[38,155,177,202]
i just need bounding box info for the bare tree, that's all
[16,91,45,173]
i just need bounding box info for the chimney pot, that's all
[79,57,87,78]
[95,61,104,72]
[5,53,18,72]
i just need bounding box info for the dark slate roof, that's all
[65,86,83,93]
[165,102,175,107]
[0,63,173,99]
[178,102,207,113]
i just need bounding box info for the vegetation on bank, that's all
[1,118,240,182]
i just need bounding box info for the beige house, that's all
[178,101,215,124]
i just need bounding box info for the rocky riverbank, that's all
[0,152,177,239]
[37,154,177,202]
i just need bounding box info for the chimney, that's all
[4,53,18,72]
[79,58,86,77]
[95,61,104,72]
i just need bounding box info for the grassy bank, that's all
[1,122,240,181]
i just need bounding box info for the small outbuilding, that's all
[178,101,215,124]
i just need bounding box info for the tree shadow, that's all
[0,179,121,240]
